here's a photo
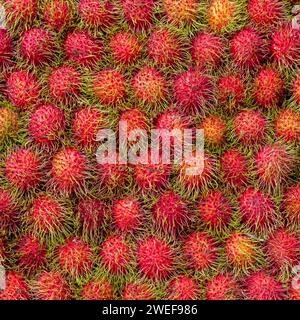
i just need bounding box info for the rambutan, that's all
[292,73,300,104]
[255,144,294,190]
[0,107,18,143]
[0,272,29,300]
[230,27,267,69]
[50,147,88,194]
[0,187,18,231]
[121,0,155,31]
[93,69,126,106]
[208,0,236,33]
[198,191,233,231]
[20,27,55,65]
[57,237,93,278]
[100,235,132,275]
[137,236,175,280]
[152,191,189,236]
[0,238,5,261]
[163,0,199,25]
[206,274,240,300]
[283,185,300,225]
[48,66,81,103]
[64,30,103,67]
[0,29,13,67]
[147,28,183,67]
[167,275,198,300]
[28,104,66,148]
[78,0,116,29]
[16,234,46,274]
[33,271,71,300]
[253,68,284,108]
[132,67,168,106]
[5,148,42,191]
[200,115,227,145]
[274,109,300,143]
[191,31,224,70]
[238,188,277,233]
[220,148,248,188]
[81,278,114,300]
[4,0,38,25]
[44,0,72,32]
[233,110,267,145]
[244,271,286,300]
[183,231,218,272]
[6,70,40,110]
[217,75,246,111]
[72,107,104,149]
[173,69,213,114]
[110,32,141,65]
[123,282,155,300]
[112,196,143,233]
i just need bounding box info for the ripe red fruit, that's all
[220,149,248,188]
[239,188,277,233]
[64,31,103,66]
[20,28,55,65]
[274,109,300,142]
[192,32,225,72]
[174,69,213,114]
[230,27,267,69]
[50,147,88,194]
[198,191,233,231]
[206,274,240,300]
[163,0,199,25]
[93,69,126,105]
[200,115,227,145]
[0,29,13,67]
[137,237,175,280]
[148,29,183,67]
[0,107,18,143]
[110,32,141,65]
[5,0,38,25]
[255,144,294,190]
[244,271,286,300]
[58,237,93,278]
[233,110,267,145]
[33,271,71,300]
[0,187,18,231]
[121,0,155,31]
[112,196,143,233]
[167,275,198,300]
[253,68,284,108]
[184,232,218,271]
[208,0,235,33]
[81,278,114,300]
[152,191,189,235]
[132,67,168,105]
[72,107,104,148]
[100,235,132,275]
[293,73,300,104]
[44,0,72,31]
[17,234,46,274]
[28,104,66,148]
[0,272,30,300]
[5,148,42,191]
[78,0,116,28]
[6,70,40,110]
[271,25,300,67]
[123,283,155,300]
[283,185,300,225]
[248,0,284,30]
[48,66,81,103]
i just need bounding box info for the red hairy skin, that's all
[0,29,13,67]
[220,149,249,188]
[283,185,300,225]
[238,188,277,233]
[64,31,103,67]
[167,275,199,300]
[274,109,300,143]
[29,104,66,148]
[0,272,30,300]
[100,235,132,275]
[183,232,218,272]
[57,237,94,278]
[44,0,73,32]
[198,191,233,231]
[163,0,199,25]
[200,115,227,145]
[5,148,42,191]
[6,70,40,110]
[0,187,18,231]
[244,271,286,300]
[5,0,38,25]
[81,278,114,300]
[208,0,235,33]
[206,274,240,300]
[293,73,300,104]
[33,271,71,300]
[123,283,155,300]
[137,237,175,280]
[48,66,81,103]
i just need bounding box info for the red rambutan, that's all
[44,0,72,32]
[4,0,38,25]
[274,109,300,143]
[206,274,240,300]
[167,275,198,300]
[200,115,227,145]
[81,278,114,300]
[163,0,199,25]
[0,29,13,67]
[0,272,29,300]
[0,107,18,143]
[283,185,300,225]
[292,73,300,104]
[0,187,18,231]
[123,282,155,300]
